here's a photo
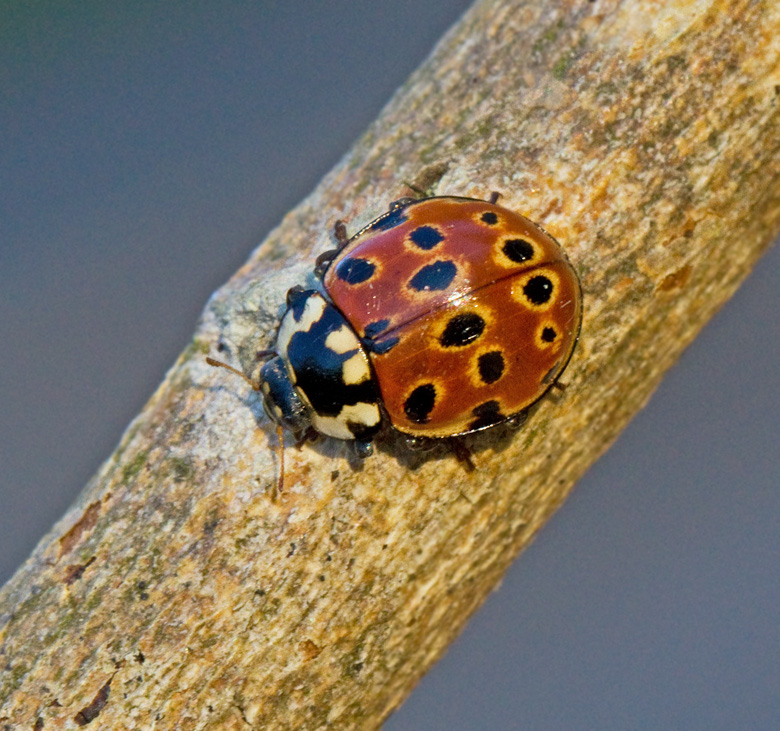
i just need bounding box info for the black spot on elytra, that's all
[440,313,485,347]
[409,225,444,250]
[469,400,505,430]
[408,260,457,292]
[404,384,437,424]
[480,211,499,225]
[370,205,410,231]
[503,238,535,263]
[477,351,505,384]
[363,318,397,356]
[364,319,390,339]
[364,335,399,355]
[523,275,553,305]
[541,326,557,342]
[335,257,375,285]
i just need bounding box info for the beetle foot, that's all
[314,249,339,279]
[447,438,476,472]
[333,219,349,246]
[350,440,374,459]
[389,196,416,211]
[286,285,306,306]
[403,435,435,452]
[505,411,528,431]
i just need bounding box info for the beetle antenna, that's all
[208,356,286,496]
[206,357,261,391]
[275,424,285,498]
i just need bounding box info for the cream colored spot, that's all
[311,414,354,441]
[340,402,381,427]
[276,293,328,360]
[312,402,380,440]
[325,325,359,354]
[296,294,327,333]
[342,352,370,385]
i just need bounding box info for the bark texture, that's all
[2,0,780,728]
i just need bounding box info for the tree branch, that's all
[2,0,779,727]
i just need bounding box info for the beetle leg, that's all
[333,219,349,246]
[314,220,350,279]
[291,427,318,449]
[403,435,434,452]
[448,438,476,472]
[389,196,416,211]
[286,284,306,306]
[505,410,529,431]
[488,191,501,204]
[350,439,374,459]
[255,348,275,361]
[314,249,339,279]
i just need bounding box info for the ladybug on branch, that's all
[208,194,582,470]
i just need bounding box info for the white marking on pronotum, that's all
[312,402,381,440]
[296,293,327,331]
[340,401,381,426]
[342,352,370,385]
[276,293,327,360]
[325,325,359,355]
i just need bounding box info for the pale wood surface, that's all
[2,0,780,728]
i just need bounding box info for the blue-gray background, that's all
[2,3,779,728]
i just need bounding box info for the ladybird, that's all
[208,194,582,461]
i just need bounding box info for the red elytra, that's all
[322,196,582,438]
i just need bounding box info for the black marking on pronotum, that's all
[523,275,553,305]
[477,351,505,384]
[408,261,457,292]
[469,400,505,430]
[503,238,535,263]
[286,300,379,422]
[369,205,409,232]
[439,312,486,347]
[404,383,437,424]
[347,420,380,441]
[541,326,557,343]
[287,287,311,320]
[480,211,499,225]
[335,257,376,285]
[409,225,444,250]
